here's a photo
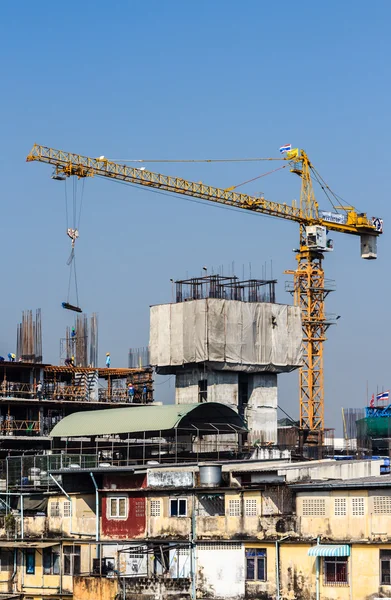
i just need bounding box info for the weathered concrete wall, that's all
[73,575,118,600]
[148,495,192,539]
[197,542,245,599]
[297,488,391,541]
[280,458,381,482]
[124,576,191,599]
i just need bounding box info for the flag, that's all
[376,391,389,402]
[369,393,375,408]
[279,144,292,154]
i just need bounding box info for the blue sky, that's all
[0,0,390,432]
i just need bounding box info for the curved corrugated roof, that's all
[50,402,247,438]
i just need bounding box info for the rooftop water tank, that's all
[199,464,222,487]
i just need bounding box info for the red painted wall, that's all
[102,493,146,539]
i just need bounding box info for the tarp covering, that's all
[150,299,302,373]
[17,495,48,512]
[308,545,350,557]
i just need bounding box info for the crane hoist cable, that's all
[61,177,85,313]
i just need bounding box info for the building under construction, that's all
[0,310,154,457]
[150,274,303,446]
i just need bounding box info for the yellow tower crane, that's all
[26,144,383,445]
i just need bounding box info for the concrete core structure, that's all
[150,276,302,444]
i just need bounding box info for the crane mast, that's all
[27,144,381,445]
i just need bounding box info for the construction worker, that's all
[128,383,135,402]
[142,385,148,402]
[36,381,43,401]
[106,353,111,368]
[71,327,76,338]
[8,353,15,362]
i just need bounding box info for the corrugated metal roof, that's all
[50,402,246,438]
[308,545,350,557]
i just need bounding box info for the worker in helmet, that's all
[128,383,135,402]
[106,353,111,368]
[8,353,15,362]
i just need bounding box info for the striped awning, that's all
[308,545,350,557]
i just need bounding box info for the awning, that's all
[308,545,350,557]
[0,542,58,549]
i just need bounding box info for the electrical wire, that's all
[99,176,287,224]
[226,164,287,191]
[107,157,283,164]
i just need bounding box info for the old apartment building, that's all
[0,443,389,600]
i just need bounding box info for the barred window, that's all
[63,501,71,518]
[150,499,161,517]
[334,498,347,517]
[50,502,60,518]
[228,499,241,517]
[324,557,348,585]
[351,497,365,516]
[245,499,258,517]
[302,499,326,517]
[374,496,391,514]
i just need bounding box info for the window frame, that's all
[380,550,391,585]
[108,496,128,520]
[50,501,61,518]
[245,548,267,581]
[334,497,347,517]
[351,497,365,517]
[169,497,188,517]
[244,498,258,517]
[323,556,349,586]
[228,498,241,517]
[25,550,35,575]
[63,500,71,518]
[150,499,161,517]
[63,545,81,576]
[43,548,60,576]
[198,379,207,403]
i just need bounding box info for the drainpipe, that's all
[20,494,24,540]
[190,493,196,600]
[275,536,289,600]
[49,474,94,538]
[90,472,100,559]
[316,536,320,600]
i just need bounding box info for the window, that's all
[198,494,225,516]
[198,380,207,403]
[50,501,60,517]
[245,549,266,581]
[170,498,187,517]
[43,548,60,575]
[109,497,128,519]
[334,498,347,517]
[0,550,12,572]
[351,497,365,516]
[380,550,391,584]
[374,496,391,514]
[245,499,258,517]
[302,499,325,517]
[25,550,35,575]
[324,557,348,585]
[63,501,71,518]
[228,499,241,517]
[150,499,161,517]
[63,545,81,576]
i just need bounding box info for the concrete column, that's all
[246,373,277,444]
